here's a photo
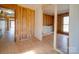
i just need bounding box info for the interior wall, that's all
[18,4,43,40]
[35,5,43,40]
[16,5,35,41]
[69,5,79,53]
[57,13,69,34]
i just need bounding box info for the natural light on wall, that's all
[63,16,69,32]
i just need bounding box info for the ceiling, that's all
[42,4,69,15]
[19,4,69,15]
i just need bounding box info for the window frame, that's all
[63,16,69,33]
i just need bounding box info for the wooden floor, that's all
[0,32,69,54]
[0,35,59,54]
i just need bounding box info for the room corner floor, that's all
[0,35,59,54]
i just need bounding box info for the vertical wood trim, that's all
[21,7,23,40]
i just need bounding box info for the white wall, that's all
[69,5,79,53]
[35,5,43,40]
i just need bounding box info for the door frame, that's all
[0,4,17,42]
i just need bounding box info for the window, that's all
[63,16,69,33]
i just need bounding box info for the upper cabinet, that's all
[43,14,54,26]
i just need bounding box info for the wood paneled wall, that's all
[43,14,54,26]
[57,13,69,34]
[16,5,35,41]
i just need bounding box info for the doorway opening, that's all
[0,7,15,42]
